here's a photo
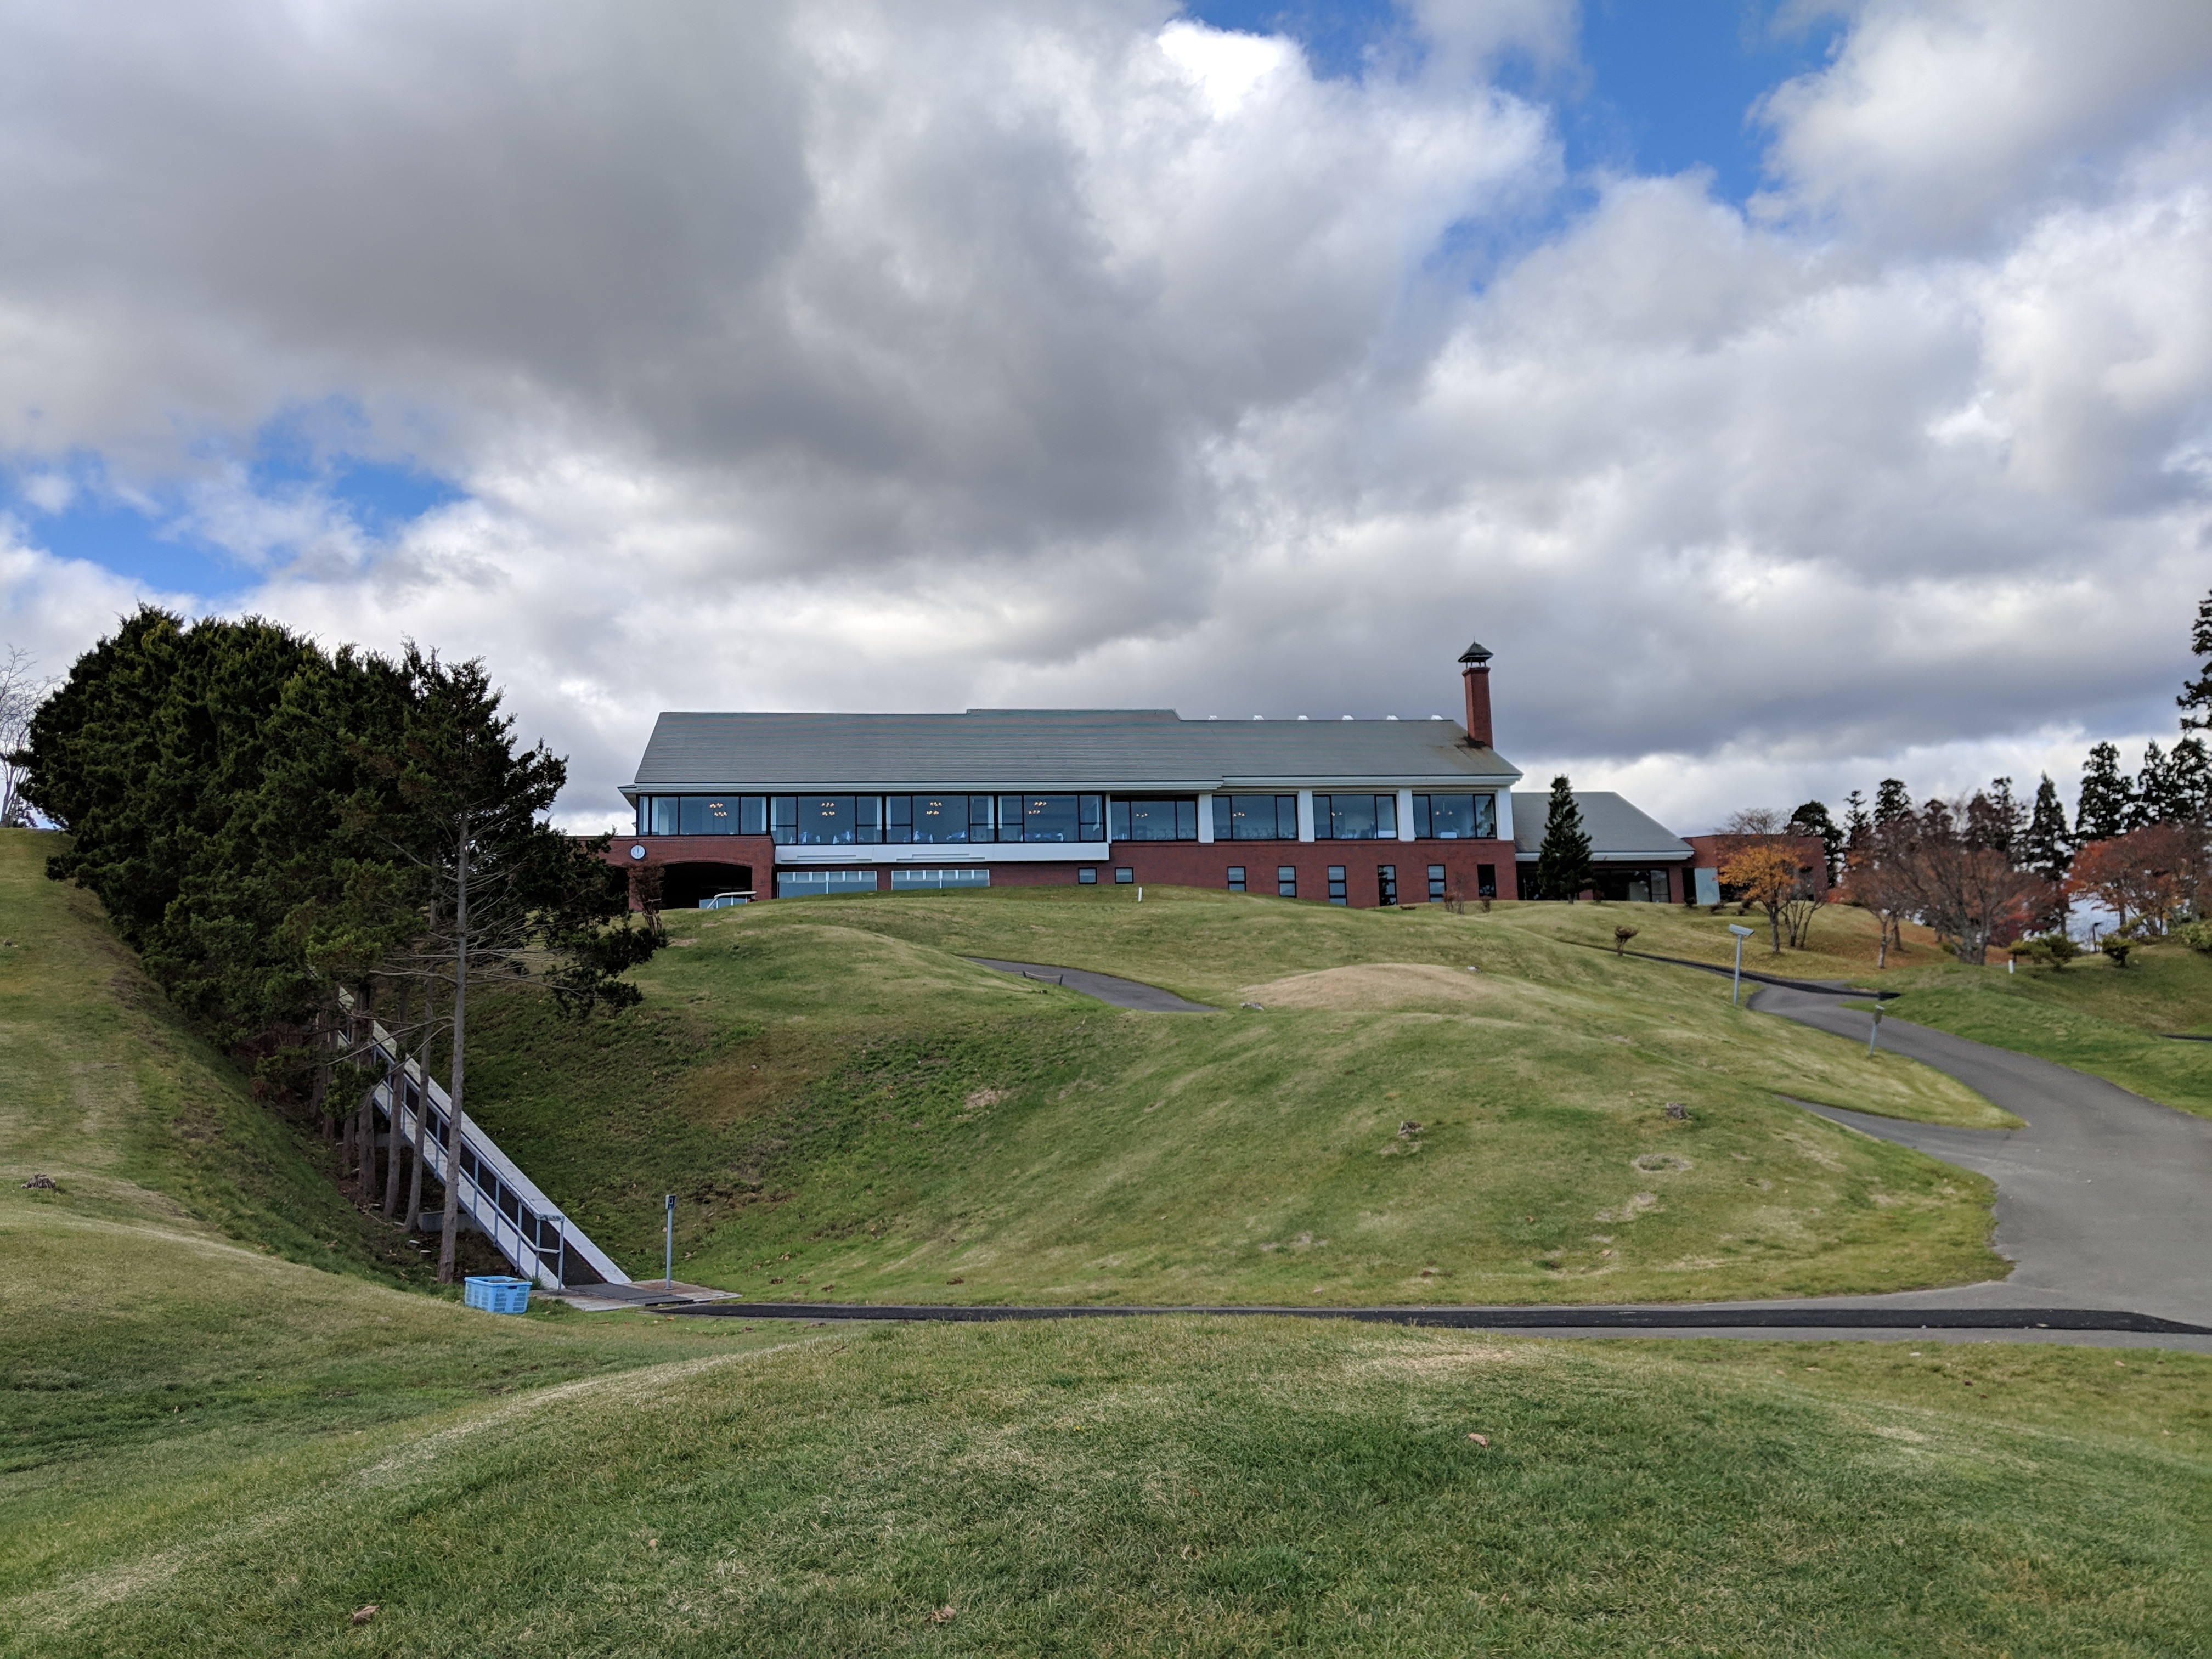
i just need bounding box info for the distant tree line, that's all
[1729,586,2212,965]
[16,607,661,1279]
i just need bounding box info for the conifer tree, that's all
[2181,586,2212,731]
[2129,741,2174,830]
[2075,742,2132,841]
[2169,735,2212,822]
[1534,775,1593,901]
[2022,774,2071,884]
[1787,799,1843,883]
[1843,789,1871,850]
[1873,778,1912,826]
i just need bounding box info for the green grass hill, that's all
[456,883,2018,1305]
[4,829,2208,1655]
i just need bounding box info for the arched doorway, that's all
[659,862,754,910]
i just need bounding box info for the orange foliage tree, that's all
[2066,824,2204,935]
[1718,843,1799,955]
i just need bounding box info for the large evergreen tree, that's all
[1787,800,1844,884]
[2169,735,2212,822]
[2181,585,2212,731]
[2075,742,2132,842]
[1842,789,1871,852]
[1534,776,1593,901]
[2022,774,2071,884]
[1873,778,1912,826]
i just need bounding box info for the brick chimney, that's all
[1458,639,1493,748]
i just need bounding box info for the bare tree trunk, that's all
[382,978,410,1218]
[404,1035,428,1233]
[438,820,470,1284]
[313,1012,334,1142]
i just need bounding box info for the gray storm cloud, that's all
[1,0,2209,831]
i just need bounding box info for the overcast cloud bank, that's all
[2,0,2209,831]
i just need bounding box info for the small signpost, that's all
[1867,997,1884,1058]
[664,1193,676,1289]
[1726,923,1754,1006]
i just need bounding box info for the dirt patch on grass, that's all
[1237,963,1501,1011]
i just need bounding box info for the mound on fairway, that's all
[456,886,2019,1306]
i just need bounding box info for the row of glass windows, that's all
[638,794,1107,845]
[638,791,1499,845]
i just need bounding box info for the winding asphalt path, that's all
[658,961,2212,1348]
[968,957,1214,1012]
[1748,983,2212,1331]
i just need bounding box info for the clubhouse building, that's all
[613,642,1695,909]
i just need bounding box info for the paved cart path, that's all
[968,957,1214,1012]
[1747,983,2212,1331]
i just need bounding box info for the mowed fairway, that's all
[4,831,2210,1655]
[461,886,2013,1305]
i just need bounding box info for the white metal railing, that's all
[362,1020,630,1290]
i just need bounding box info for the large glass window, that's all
[1211,794,1299,840]
[680,796,738,835]
[1314,794,1397,840]
[1109,797,1198,842]
[889,868,990,890]
[775,796,883,845]
[649,795,678,836]
[1413,792,1497,840]
[899,794,974,843]
[996,794,1102,843]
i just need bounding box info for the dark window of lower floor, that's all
[1376,864,1396,906]
[1277,865,1297,898]
[1517,865,1540,900]
[1427,863,1447,900]
[1077,866,1098,884]
[1327,865,1347,905]
[1476,862,1497,898]
[1226,866,1246,893]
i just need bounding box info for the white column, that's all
[1492,789,1514,844]
[1297,789,1316,843]
[1396,789,1415,842]
[1198,793,1216,843]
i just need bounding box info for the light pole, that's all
[664,1193,676,1289]
[1727,923,1754,1006]
[1867,997,1883,1057]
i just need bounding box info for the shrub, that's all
[2175,919,2212,955]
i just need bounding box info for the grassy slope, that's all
[7,1296,2207,1658]
[1880,943,2212,1119]
[461,888,2017,1307]
[1499,891,2212,1118]
[4,836,2208,1656]
[0,830,428,1282]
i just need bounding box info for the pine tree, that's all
[2023,774,2071,883]
[1534,776,1593,901]
[2169,735,2212,822]
[1873,778,1912,826]
[2075,742,2131,842]
[2132,740,2193,828]
[1843,789,1871,851]
[1787,799,1843,883]
[2181,586,2212,731]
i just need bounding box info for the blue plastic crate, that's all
[464,1275,533,1314]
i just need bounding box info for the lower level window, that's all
[1077,866,1098,884]
[889,867,989,890]
[1427,863,1447,900]
[1277,866,1297,898]
[1327,865,1347,905]
[1226,866,1246,893]
[1114,867,1135,883]
[1376,864,1396,906]
[775,868,878,898]
[1476,862,1497,899]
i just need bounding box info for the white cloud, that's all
[0,0,2207,836]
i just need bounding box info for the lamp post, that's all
[664,1193,676,1289]
[1867,997,1884,1058]
[1727,923,1754,1006]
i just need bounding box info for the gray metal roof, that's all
[627,709,1522,795]
[1511,791,1690,862]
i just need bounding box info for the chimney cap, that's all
[1458,639,1493,665]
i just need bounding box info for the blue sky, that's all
[4,1,1841,608]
